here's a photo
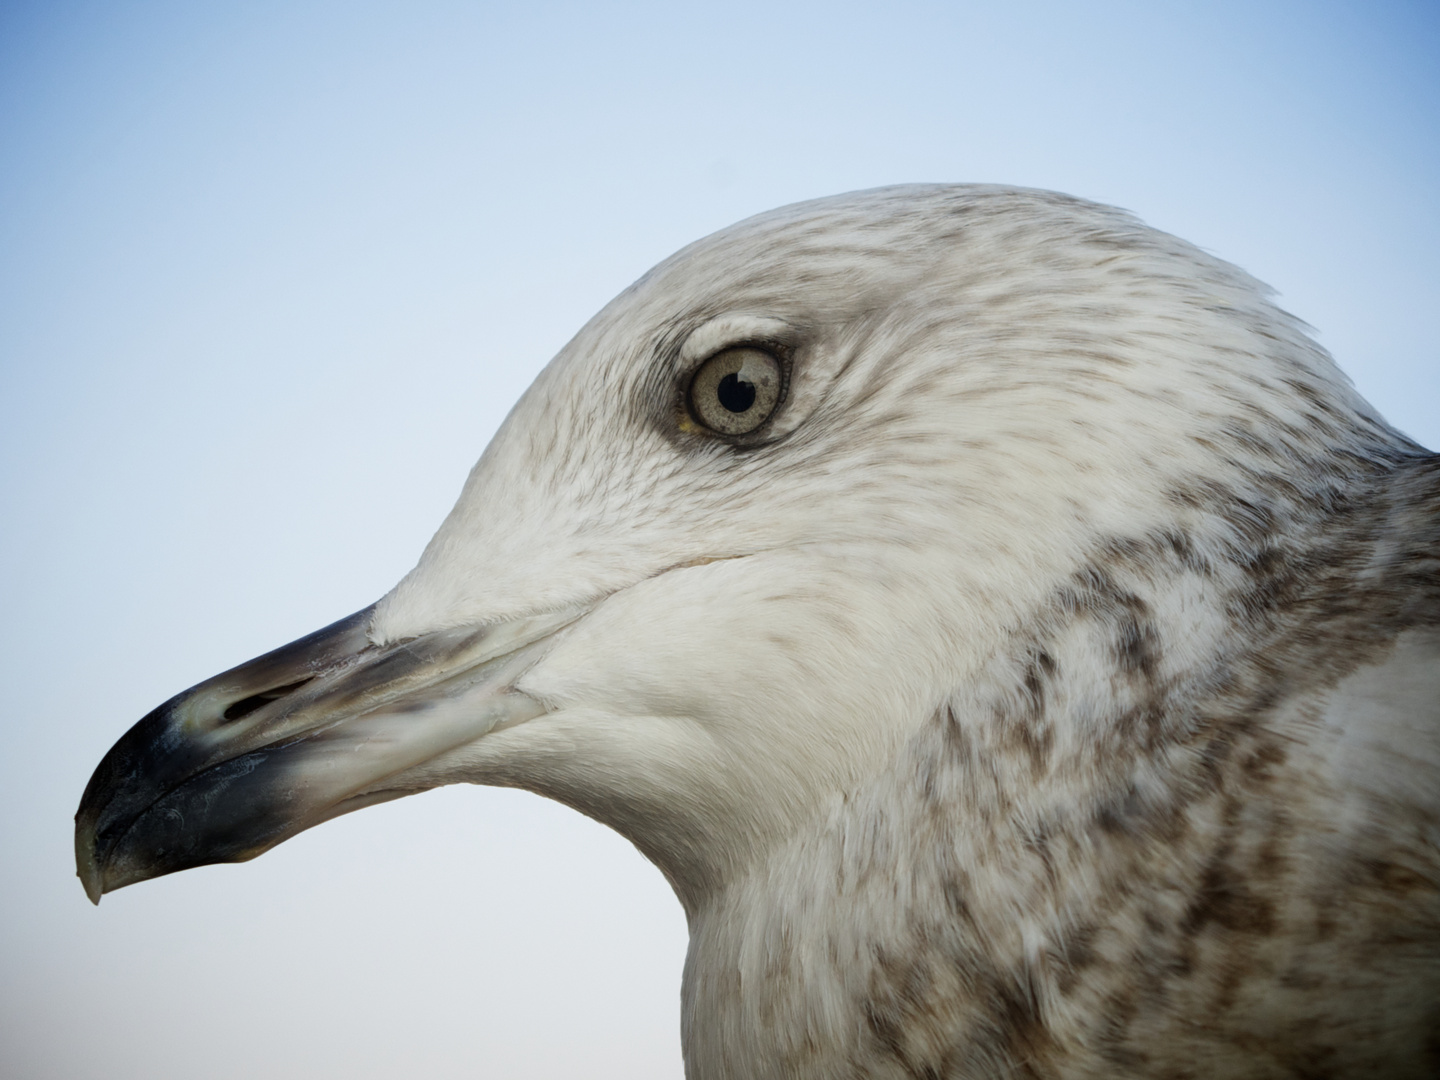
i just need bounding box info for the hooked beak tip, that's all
[76,828,104,905]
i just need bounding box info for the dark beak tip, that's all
[74,818,104,905]
[72,602,391,907]
[77,855,104,906]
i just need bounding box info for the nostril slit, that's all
[222,678,314,723]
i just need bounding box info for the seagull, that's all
[77,185,1440,1079]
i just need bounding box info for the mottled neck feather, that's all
[683,452,1440,1080]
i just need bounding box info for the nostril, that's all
[222,678,314,723]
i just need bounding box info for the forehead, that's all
[530,187,1164,435]
[564,185,1153,370]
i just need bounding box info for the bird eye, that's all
[687,347,783,436]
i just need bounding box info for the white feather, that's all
[339,186,1440,1075]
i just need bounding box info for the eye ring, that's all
[687,347,784,436]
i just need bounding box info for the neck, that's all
[679,452,1437,1079]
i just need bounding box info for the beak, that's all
[75,604,582,903]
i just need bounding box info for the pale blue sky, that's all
[1,3,1436,1078]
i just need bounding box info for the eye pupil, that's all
[716,373,756,414]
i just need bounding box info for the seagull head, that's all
[75,185,1383,915]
